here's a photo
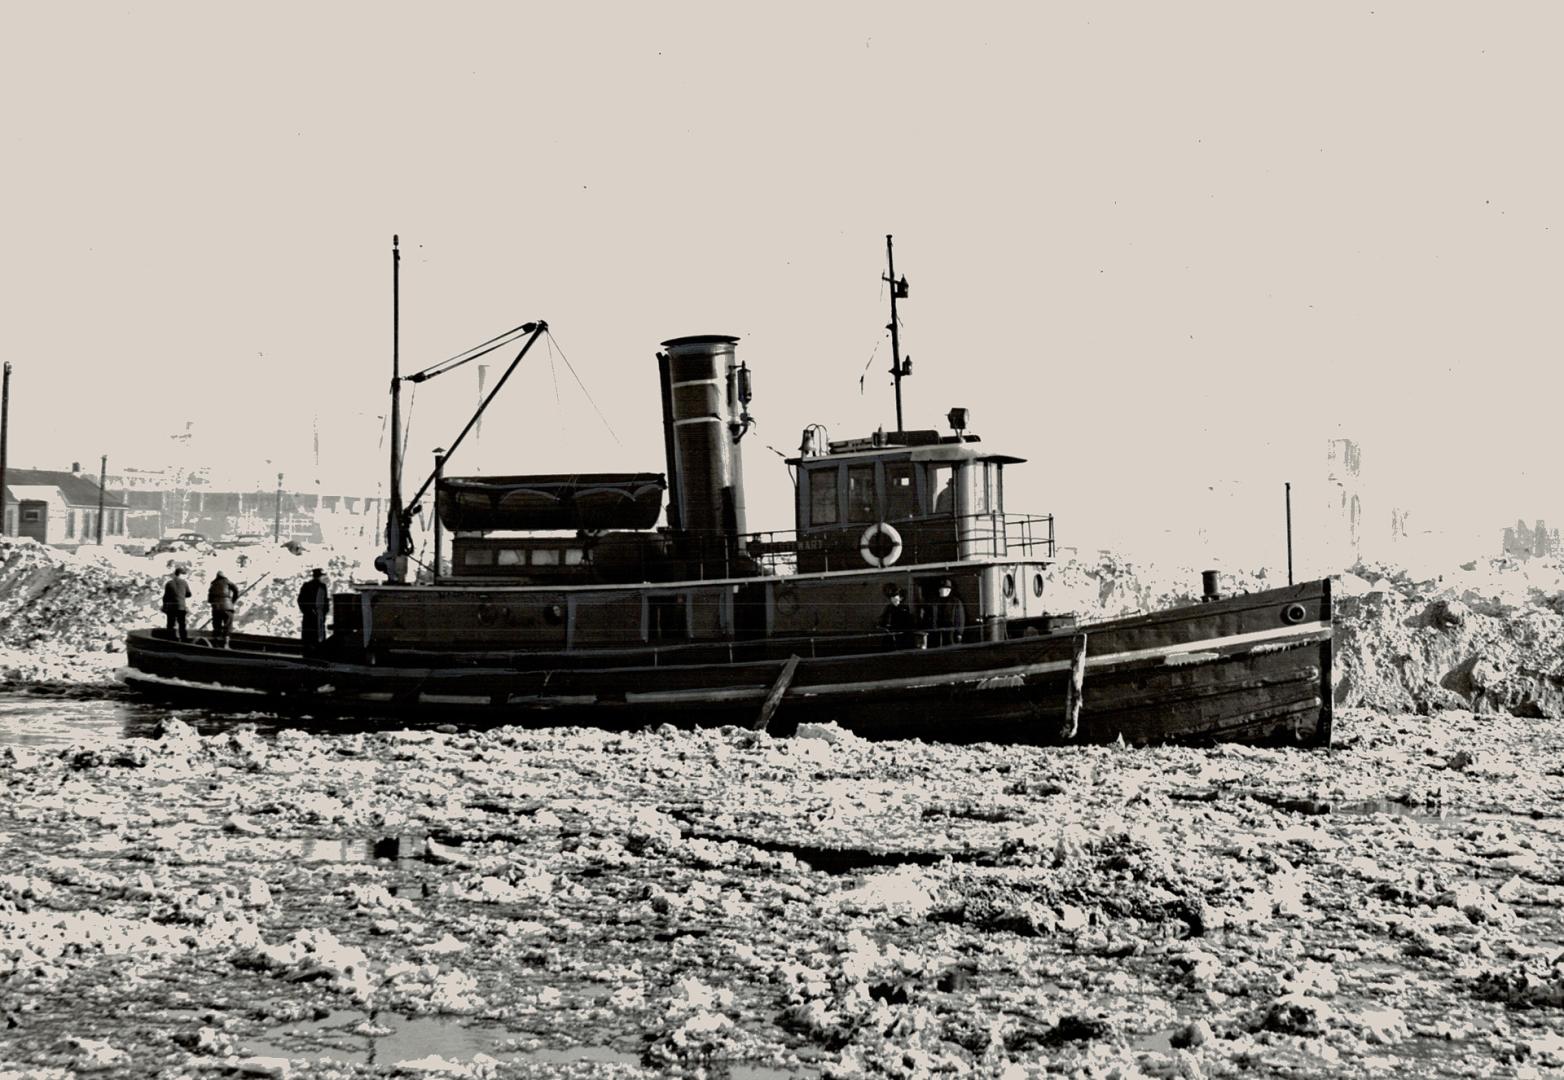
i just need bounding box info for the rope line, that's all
[546,331,622,446]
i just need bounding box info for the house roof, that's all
[2,469,128,508]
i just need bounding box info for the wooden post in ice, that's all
[1061,633,1087,740]
[754,654,801,733]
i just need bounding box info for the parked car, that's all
[149,532,214,556]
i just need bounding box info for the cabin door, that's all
[733,582,769,641]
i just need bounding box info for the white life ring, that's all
[859,522,903,568]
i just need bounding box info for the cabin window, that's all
[531,549,560,566]
[464,549,496,567]
[564,548,585,566]
[885,461,917,520]
[497,549,525,566]
[809,467,839,526]
[847,466,876,523]
[930,465,954,515]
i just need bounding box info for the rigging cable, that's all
[407,322,535,382]
[545,331,623,446]
[858,334,882,394]
[545,335,565,442]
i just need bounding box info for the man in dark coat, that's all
[876,584,919,650]
[927,577,966,648]
[161,567,192,642]
[297,568,331,655]
[207,570,239,648]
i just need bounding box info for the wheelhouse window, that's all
[885,461,917,520]
[929,464,954,515]
[847,465,876,523]
[809,467,839,526]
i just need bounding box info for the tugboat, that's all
[123,237,1333,746]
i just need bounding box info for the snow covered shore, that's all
[0,537,372,686]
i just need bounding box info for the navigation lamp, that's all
[947,407,969,434]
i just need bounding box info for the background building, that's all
[2,464,128,547]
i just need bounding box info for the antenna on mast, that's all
[883,235,911,433]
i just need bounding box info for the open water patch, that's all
[245,1009,642,1068]
[1330,799,1468,826]
[244,1010,805,1075]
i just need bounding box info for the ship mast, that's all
[883,235,910,433]
[382,235,406,584]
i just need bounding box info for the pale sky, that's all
[3,3,1559,563]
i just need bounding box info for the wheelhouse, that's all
[788,430,1027,573]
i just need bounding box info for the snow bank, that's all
[0,537,370,686]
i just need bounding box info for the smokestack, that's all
[657,335,747,573]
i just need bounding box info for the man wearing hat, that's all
[926,577,966,648]
[207,569,240,648]
[297,568,331,656]
[161,566,192,642]
[876,582,919,650]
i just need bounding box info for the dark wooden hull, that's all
[122,579,1333,747]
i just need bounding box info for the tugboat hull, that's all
[123,579,1332,747]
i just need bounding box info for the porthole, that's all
[1032,573,1045,598]
[1003,573,1016,598]
[1282,602,1307,625]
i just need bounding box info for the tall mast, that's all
[384,235,405,583]
[883,235,910,433]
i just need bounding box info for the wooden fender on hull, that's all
[859,522,903,568]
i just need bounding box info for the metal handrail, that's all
[734,512,1055,574]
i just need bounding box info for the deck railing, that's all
[740,512,1055,576]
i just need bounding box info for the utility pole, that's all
[275,473,284,542]
[96,454,107,544]
[0,362,10,537]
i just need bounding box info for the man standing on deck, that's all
[207,570,239,648]
[876,583,919,649]
[927,577,966,648]
[161,567,191,642]
[297,568,331,656]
